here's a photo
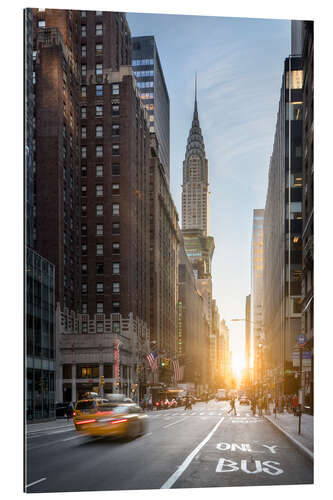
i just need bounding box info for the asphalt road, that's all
[25,400,313,493]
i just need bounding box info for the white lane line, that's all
[26,477,47,489]
[161,417,225,489]
[163,417,188,429]
[191,412,197,415]
[199,412,205,415]
[61,434,85,442]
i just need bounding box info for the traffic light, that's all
[100,376,104,385]
[165,358,170,368]
[137,364,141,373]
[161,358,165,367]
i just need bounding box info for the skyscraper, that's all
[132,36,170,182]
[181,80,214,281]
[263,54,303,396]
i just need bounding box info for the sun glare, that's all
[232,354,245,379]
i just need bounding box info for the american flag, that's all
[172,359,184,382]
[146,350,158,371]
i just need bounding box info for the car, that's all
[239,396,250,405]
[73,398,148,439]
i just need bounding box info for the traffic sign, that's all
[296,334,307,346]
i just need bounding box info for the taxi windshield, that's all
[76,400,98,411]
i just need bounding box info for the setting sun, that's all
[232,354,245,380]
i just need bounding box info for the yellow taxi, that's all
[73,395,148,439]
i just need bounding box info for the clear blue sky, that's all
[127,12,291,362]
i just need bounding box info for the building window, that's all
[96,282,104,294]
[81,283,87,294]
[81,185,87,195]
[96,224,103,235]
[112,203,120,215]
[38,20,46,28]
[81,45,87,58]
[96,24,103,36]
[96,204,103,216]
[81,146,87,159]
[96,125,103,137]
[77,365,99,378]
[96,145,103,157]
[96,165,103,177]
[96,43,103,55]
[112,104,120,116]
[112,124,120,136]
[96,321,104,333]
[96,185,104,197]
[112,163,120,175]
[96,302,104,313]
[112,222,120,234]
[112,302,120,313]
[112,183,120,194]
[112,321,120,333]
[112,144,120,156]
[112,83,120,95]
[81,25,86,37]
[96,11,103,16]
[112,242,120,253]
[96,105,103,117]
[81,243,87,255]
[96,244,103,256]
[81,106,87,119]
[81,11,86,17]
[81,263,87,274]
[81,126,87,139]
[81,166,87,177]
[95,63,103,75]
[81,303,88,314]
[112,262,120,275]
[81,224,87,235]
[96,263,104,274]
[96,84,103,96]
[81,64,87,77]
[81,205,87,216]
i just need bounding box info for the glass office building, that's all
[132,36,170,183]
[26,247,56,420]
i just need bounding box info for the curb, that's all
[263,415,313,462]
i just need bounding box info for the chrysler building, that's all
[182,79,209,236]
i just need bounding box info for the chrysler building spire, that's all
[182,78,209,236]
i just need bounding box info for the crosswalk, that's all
[148,409,233,418]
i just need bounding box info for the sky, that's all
[127,11,291,364]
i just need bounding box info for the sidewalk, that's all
[264,406,313,461]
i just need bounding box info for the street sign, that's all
[296,334,307,346]
[293,351,311,368]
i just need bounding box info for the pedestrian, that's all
[228,397,236,415]
[292,393,298,415]
[258,397,263,416]
[251,397,257,416]
[148,396,153,411]
[66,402,73,420]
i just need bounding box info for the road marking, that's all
[161,417,225,489]
[163,417,188,429]
[199,412,205,415]
[26,477,47,489]
[61,434,85,442]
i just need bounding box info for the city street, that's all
[26,400,313,492]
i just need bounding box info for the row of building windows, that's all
[81,262,120,274]
[81,241,120,254]
[136,81,154,89]
[81,124,120,139]
[81,43,103,57]
[81,282,120,294]
[132,59,154,66]
[133,70,154,78]
[81,184,120,196]
[81,24,103,37]
[81,203,120,217]
[81,105,119,119]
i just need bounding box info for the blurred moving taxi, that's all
[73,395,148,439]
